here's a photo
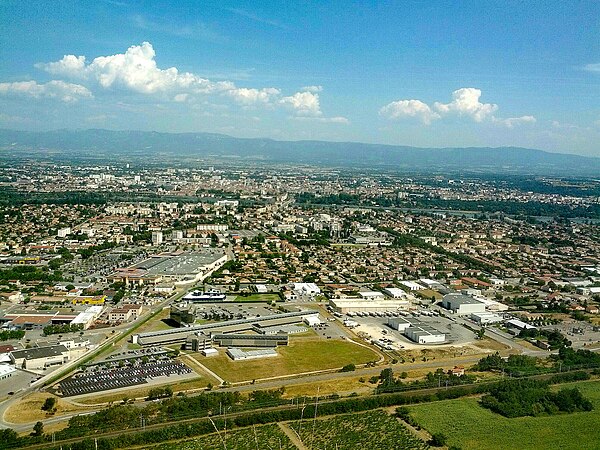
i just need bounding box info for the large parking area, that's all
[59,355,192,397]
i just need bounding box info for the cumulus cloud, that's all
[0,80,92,102]
[227,87,280,105]
[280,91,322,116]
[380,88,534,127]
[379,99,440,125]
[32,42,343,121]
[433,88,498,122]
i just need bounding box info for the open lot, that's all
[194,337,379,383]
[408,379,600,450]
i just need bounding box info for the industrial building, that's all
[329,298,410,314]
[387,317,413,332]
[404,322,446,344]
[442,294,486,315]
[10,345,70,370]
[110,250,227,286]
[133,310,318,346]
[227,348,278,361]
[211,333,288,348]
[470,312,504,325]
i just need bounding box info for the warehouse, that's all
[404,323,446,344]
[387,317,413,332]
[329,298,410,314]
[227,348,278,361]
[442,294,486,315]
[133,310,318,346]
[470,312,504,325]
[211,333,288,348]
[10,345,70,370]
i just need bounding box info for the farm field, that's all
[149,423,296,450]
[196,338,379,382]
[408,380,600,450]
[289,410,429,450]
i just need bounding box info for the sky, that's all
[0,0,599,156]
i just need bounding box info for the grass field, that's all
[196,338,379,382]
[4,393,91,424]
[231,293,281,302]
[289,410,428,450]
[149,423,296,450]
[408,380,600,450]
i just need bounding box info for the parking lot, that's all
[59,355,192,397]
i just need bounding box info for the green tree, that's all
[32,421,44,436]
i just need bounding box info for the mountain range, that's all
[1,128,598,175]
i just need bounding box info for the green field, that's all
[231,293,281,302]
[289,410,428,450]
[196,338,379,382]
[150,424,296,450]
[408,380,600,450]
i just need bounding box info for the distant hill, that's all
[0,128,598,175]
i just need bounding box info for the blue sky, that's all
[0,0,599,155]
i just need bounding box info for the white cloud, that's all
[379,99,440,124]
[280,91,322,116]
[0,80,92,102]
[433,88,497,122]
[37,42,231,95]
[227,87,280,105]
[494,115,536,128]
[380,88,534,127]
[583,63,600,73]
[301,85,323,93]
[34,42,339,118]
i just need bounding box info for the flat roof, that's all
[444,294,483,305]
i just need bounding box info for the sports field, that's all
[408,380,600,450]
[196,338,379,382]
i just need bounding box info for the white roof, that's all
[0,365,16,376]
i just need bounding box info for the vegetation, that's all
[408,380,600,450]
[0,265,62,283]
[0,330,25,341]
[289,410,428,450]
[42,323,83,336]
[480,379,593,417]
[152,424,296,450]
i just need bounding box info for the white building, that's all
[57,227,71,238]
[359,291,385,300]
[442,294,486,315]
[470,312,504,325]
[400,281,424,291]
[293,283,321,296]
[382,288,408,299]
[404,324,446,344]
[329,298,410,314]
[152,231,163,245]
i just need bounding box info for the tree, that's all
[32,421,44,436]
[476,328,485,339]
[429,433,447,447]
[41,397,57,411]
